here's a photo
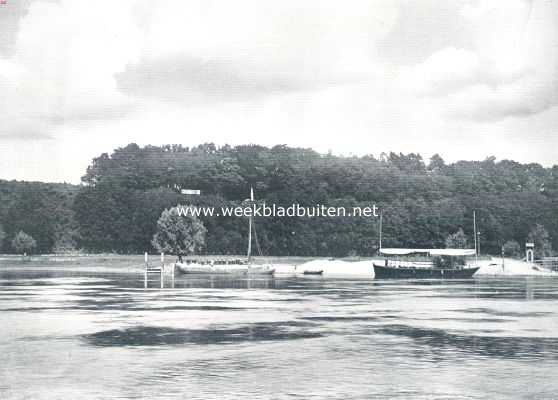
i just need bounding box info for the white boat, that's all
[175,188,275,276]
[174,259,274,275]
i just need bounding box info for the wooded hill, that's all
[0,180,79,253]
[1,143,557,256]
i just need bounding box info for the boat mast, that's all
[379,211,383,252]
[247,187,254,261]
[473,210,478,265]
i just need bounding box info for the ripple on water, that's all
[452,307,554,318]
[373,324,558,360]
[82,321,321,347]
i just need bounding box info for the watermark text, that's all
[176,203,379,218]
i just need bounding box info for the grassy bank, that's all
[0,254,339,273]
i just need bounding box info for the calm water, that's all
[1,269,558,399]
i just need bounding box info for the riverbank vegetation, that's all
[1,143,557,257]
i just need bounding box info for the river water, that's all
[1,269,558,399]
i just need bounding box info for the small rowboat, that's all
[302,270,323,275]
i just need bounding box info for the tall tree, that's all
[527,224,553,258]
[445,228,469,249]
[0,223,5,251]
[502,240,521,258]
[152,205,207,256]
[12,231,37,255]
[428,153,446,173]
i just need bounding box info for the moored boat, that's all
[373,248,479,280]
[175,259,274,275]
[373,211,481,280]
[174,188,275,276]
[373,262,479,279]
[302,270,324,275]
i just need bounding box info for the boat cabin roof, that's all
[380,248,476,256]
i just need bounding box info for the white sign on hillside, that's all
[180,189,201,195]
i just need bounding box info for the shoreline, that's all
[0,254,556,277]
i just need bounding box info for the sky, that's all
[0,0,557,183]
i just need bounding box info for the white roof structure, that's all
[379,248,476,256]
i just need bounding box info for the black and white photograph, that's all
[1,0,558,398]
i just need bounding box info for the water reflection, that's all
[173,276,282,289]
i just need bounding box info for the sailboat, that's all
[174,188,275,276]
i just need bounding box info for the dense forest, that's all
[1,143,557,257]
[0,180,79,254]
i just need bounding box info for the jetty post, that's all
[144,251,165,288]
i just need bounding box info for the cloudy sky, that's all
[1,0,557,183]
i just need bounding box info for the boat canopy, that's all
[380,248,476,256]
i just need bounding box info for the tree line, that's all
[0,143,557,258]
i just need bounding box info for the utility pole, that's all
[247,187,254,261]
[379,212,383,252]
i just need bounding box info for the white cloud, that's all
[0,0,142,139]
[1,0,401,138]
[1,0,558,182]
[117,0,398,103]
[399,47,481,96]
[399,0,558,122]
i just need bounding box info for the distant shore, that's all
[0,254,556,277]
[0,254,330,274]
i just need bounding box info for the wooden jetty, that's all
[144,252,175,288]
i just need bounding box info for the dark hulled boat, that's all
[373,263,479,279]
[302,270,323,275]
[374,248,480,280]
[374,211,481,280]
